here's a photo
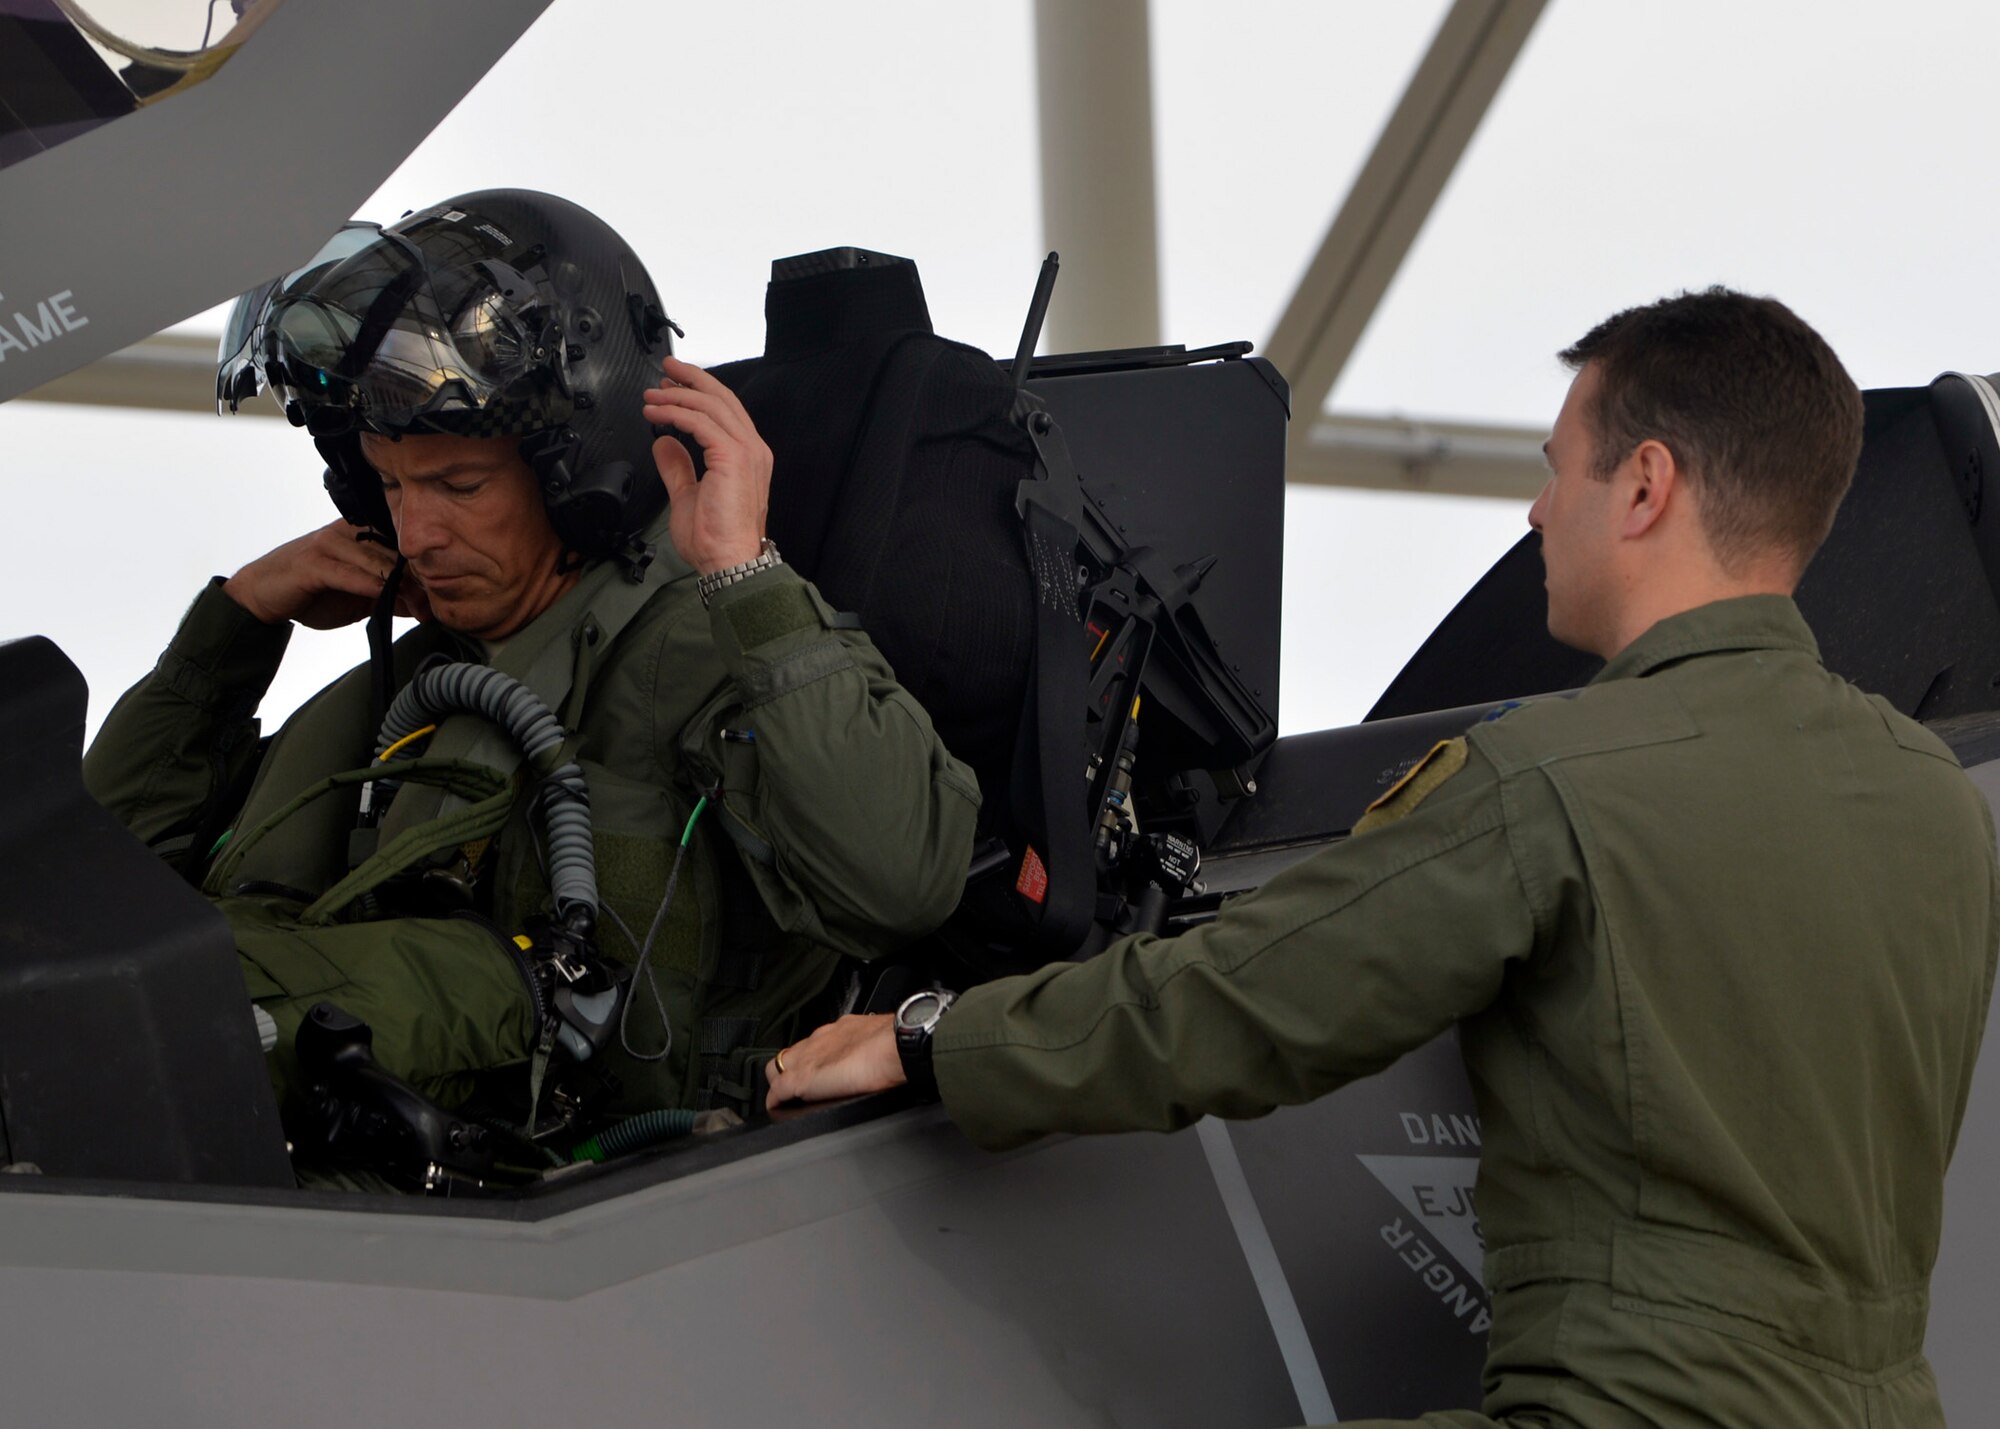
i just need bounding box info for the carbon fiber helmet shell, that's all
[296,190,677,564]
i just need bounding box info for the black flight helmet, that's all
[220,191,680,566]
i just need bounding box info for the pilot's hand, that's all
[764,1013,905,1111]
[643,356,773,575]
[221,519,429,629]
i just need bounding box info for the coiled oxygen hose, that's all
[375,661,597,934]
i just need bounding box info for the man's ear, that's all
[1621,438,1678,540]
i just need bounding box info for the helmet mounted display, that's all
[215,220,383,417]
[262,229,571,437]
[218,191,682,570]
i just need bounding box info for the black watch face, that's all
[898,991,943,1032]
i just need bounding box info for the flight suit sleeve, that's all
[82,579,290,857]
[688,563,981,954]
[933,739,1538,1150]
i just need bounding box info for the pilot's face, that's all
[359,431,574,641]
[1530,363,1624,657]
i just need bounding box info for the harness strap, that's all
[713,943,765,992]
[304,777,517,925]
[523,1020,559,1139]
[698,1017,760,1056]
[558,614,604,733]
[367,556,408,738]
[206,755,511,913]
[695,1017,765,1112]
[1011,402,1095,953]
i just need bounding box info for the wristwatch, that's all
[696,538,782,607]
[893,987,956,1097]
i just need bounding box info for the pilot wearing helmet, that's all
[82,190,980,1173]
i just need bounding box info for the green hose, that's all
[570,1108,699,1163]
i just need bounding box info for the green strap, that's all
[698,1017,760,1056]
[300,775,516,925]
[205,754,510,907]
[558,613,602,732]
[523,1020,558,1140]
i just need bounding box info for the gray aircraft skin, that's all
[0,713,1992,1427]
[3,5,1999,1426]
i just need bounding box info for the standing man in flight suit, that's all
[768,288,2000,1427]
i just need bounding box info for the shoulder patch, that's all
[1354,737,1469,834]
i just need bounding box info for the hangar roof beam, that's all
[1263,0,1550,472]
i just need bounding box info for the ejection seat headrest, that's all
[712,253,1037,808]
[1928,371,2000,591]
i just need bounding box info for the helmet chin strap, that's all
[367,556,410,739]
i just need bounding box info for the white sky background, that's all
[7,0,2000,742]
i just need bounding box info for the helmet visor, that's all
[262,229,571,436]
[215,222,382,415]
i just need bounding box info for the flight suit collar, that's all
[1591,594,1821,685]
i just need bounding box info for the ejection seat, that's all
[712,247,1289,993]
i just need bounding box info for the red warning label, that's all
[1016,845,1049,904]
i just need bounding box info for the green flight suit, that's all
[85,545,980,1119]
[934,596,1998,1428]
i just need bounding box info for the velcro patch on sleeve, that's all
[1353,737,1469,835]
[723,583,821,651]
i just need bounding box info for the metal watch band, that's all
[894,988,956,1097]
[696,538,782,607]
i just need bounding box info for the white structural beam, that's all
[1294,411,1546,500]
[1265,0,1549,467]
[18,332,1550,497]
[1033,0,1160,352]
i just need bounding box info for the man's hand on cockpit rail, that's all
[765,1013,905,1111]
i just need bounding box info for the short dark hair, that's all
[1559,287,1864,572]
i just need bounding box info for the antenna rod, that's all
[1010,251,1061,397]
